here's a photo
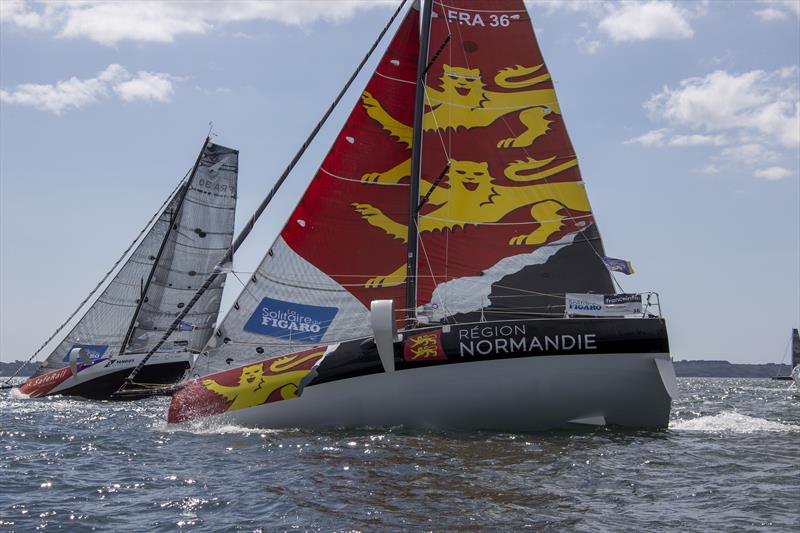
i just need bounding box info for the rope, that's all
[1,174,189,387]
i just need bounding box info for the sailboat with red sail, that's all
[164,0,677,431]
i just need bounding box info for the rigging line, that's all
[415,216,453,321]
[230,270,261,305]
[118,0,411,394]
[121,137,210,356]
[1,172,190,387]
[423,86,451,160]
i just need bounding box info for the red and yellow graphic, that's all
[279,0,599,324]
[167,348,324,423]
[403,329,447,362]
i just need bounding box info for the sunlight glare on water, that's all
[1,377,798,531]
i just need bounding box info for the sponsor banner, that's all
[61,344,107,363]
[565,293,641,317]
[403,330,447,362]
[355,317,669,373]
[243,297,338,342]
[168,348,325,423]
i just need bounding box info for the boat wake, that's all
[8,387,30,400]
[671,411,799,433]
[154,419,284,436]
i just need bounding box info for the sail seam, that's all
[319,167,409,186]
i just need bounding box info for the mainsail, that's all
[195,0,613,374]
[31,142,237,377]
[411,0,613,322]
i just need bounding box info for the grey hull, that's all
[208,352,675,432]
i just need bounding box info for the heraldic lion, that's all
[352,157,591,288]
[359,63,560,184]
[202,352,322,412]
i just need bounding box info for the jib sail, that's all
[31,142,237,377]
[193,6,421,375]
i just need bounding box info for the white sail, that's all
[31,142,238,377]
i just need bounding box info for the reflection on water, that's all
[1,378,798,531]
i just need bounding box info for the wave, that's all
[153,419,285,436]
[671,411,799,433]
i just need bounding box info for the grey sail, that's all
[125,143,238,355]
[31,191,183,377]
[31,142,238,378]
[792,328,800,367]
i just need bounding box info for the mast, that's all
[119,136,209,355]
[405,0,434,327]
[117,0,409,392]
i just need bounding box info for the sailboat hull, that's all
[207,353,672,431]
[14,352,192,400]
[169,318,675,431]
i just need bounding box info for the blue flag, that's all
[602,256,635,275]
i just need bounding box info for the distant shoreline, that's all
[673,360,791,378]
[1,359,793,379]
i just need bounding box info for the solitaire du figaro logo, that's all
[243,297,338,343]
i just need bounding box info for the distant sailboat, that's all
[11,139,238,400]
[162,0,677,431]
[772,328,800,385]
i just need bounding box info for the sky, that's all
[0,0,798,365]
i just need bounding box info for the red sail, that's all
[281,7,420,322]
[412,0,612,321]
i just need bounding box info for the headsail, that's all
[193,6,421,375]
[31,142,238,377]
[792,328,800,368]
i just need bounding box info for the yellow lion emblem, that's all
[202,351,322,412]
[352,158,590,288]
[360,64,560,184]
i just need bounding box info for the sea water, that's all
[1,378,798,531]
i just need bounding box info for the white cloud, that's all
[700,163,722,175]
[114,72,174,102]
[624,128,669,146]
[669,134,727,146]
[720,143,781,166]
[598,1,694,42]
[1,1,395,45]
[624,129,727,147]
[645,68,800,148]
[756,0,800,20]
[0,0,48,29]
[753,166,793,180]
[755,7,788,21]
[0,64,176,114]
